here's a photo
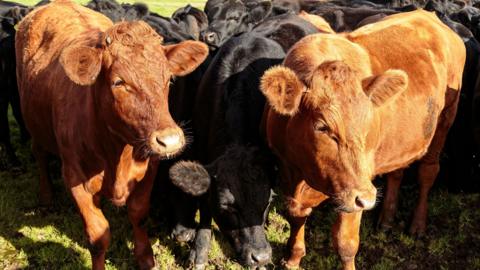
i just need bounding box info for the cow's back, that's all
[16,0,112,153]
[347,10,465,97]
[16,0,112,82]
[347,10,466,173]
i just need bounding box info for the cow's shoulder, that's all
[346,9,465,89]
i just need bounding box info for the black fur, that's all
[169,161,211,196]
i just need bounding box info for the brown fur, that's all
[15,1,208,269]
[298,11,335,33]
[261,10,465,269]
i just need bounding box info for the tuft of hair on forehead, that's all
[103,21,162,47]
[313,60,358,86]
[303,60,360,110]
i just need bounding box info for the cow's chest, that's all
[84,145,150,206]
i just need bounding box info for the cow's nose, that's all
[150,127,185,157]
[201,31,216,44]
[249,248,271,266]
[355,196,375,210]
[206,32,216,42]
[353,188,377,211]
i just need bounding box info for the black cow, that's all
[172,5,209,40]
[0,2,30,170]
[474,78,480,151]
[307,2,414,31]
[86,0,201,44]
[200,0,273,48]
[170,33,283,270]
[167,14,319,269]
[143,13,196,44]
[85,0,149,22]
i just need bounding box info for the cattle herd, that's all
[1,0,480,269]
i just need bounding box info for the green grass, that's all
[2,112,480,270]
[3,0,480,269]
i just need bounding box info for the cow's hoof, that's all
[137,258,156,270]
[409,221,426,238]
[376,217,394,232]
[193,264,205,270]
[187,250,207,270]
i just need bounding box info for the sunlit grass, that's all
[2,0,480,269]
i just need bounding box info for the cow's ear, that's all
[246,0,272,23]
[260,66,304,115]
[164,40,209,76]
[60,46,102,86]
[362,69,408,107]
[170,161,211,196]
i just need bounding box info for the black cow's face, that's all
[209,146,274,267]
[200,0,272,48]
[169,146,275,267]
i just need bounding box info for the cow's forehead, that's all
[103,21,162,49]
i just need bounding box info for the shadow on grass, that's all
[0,138,197,269]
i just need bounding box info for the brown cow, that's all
[15,1,208,269]
[260,10,465,270]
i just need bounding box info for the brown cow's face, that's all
[261,61,408,212]
[60,21,208,159]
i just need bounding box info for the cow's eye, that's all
[112,78,125,87]
[314,120,329,133]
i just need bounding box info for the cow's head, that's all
[59,21,208,159]
[172,4,209,40]
[200,0,272,48]
[261,60,408,212]
[170,146,274,267]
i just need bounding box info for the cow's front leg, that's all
[127,164,157,269]
[69,179,110,270]
[188,197,212,270]
[332,211,362,270]
[285,214,308,268]
[284,181,327,268]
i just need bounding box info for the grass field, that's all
[2,0,480,269]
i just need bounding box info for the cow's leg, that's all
[285,215,308,268]
[69,180,110,270]
[332,211,363,270]
[188,196,211,270]
[0,96,19,169]
[377,169,404,230]
[169,184,197,243]
[32,141,52,206]
[9,83,29,143]
[127,164,157,269]
[284,181,327,268]
[410,89,459,236]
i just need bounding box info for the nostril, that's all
[156,136,166,147]
[355,196,365,209]
[206,32,215,42]
[251,251,270,264]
